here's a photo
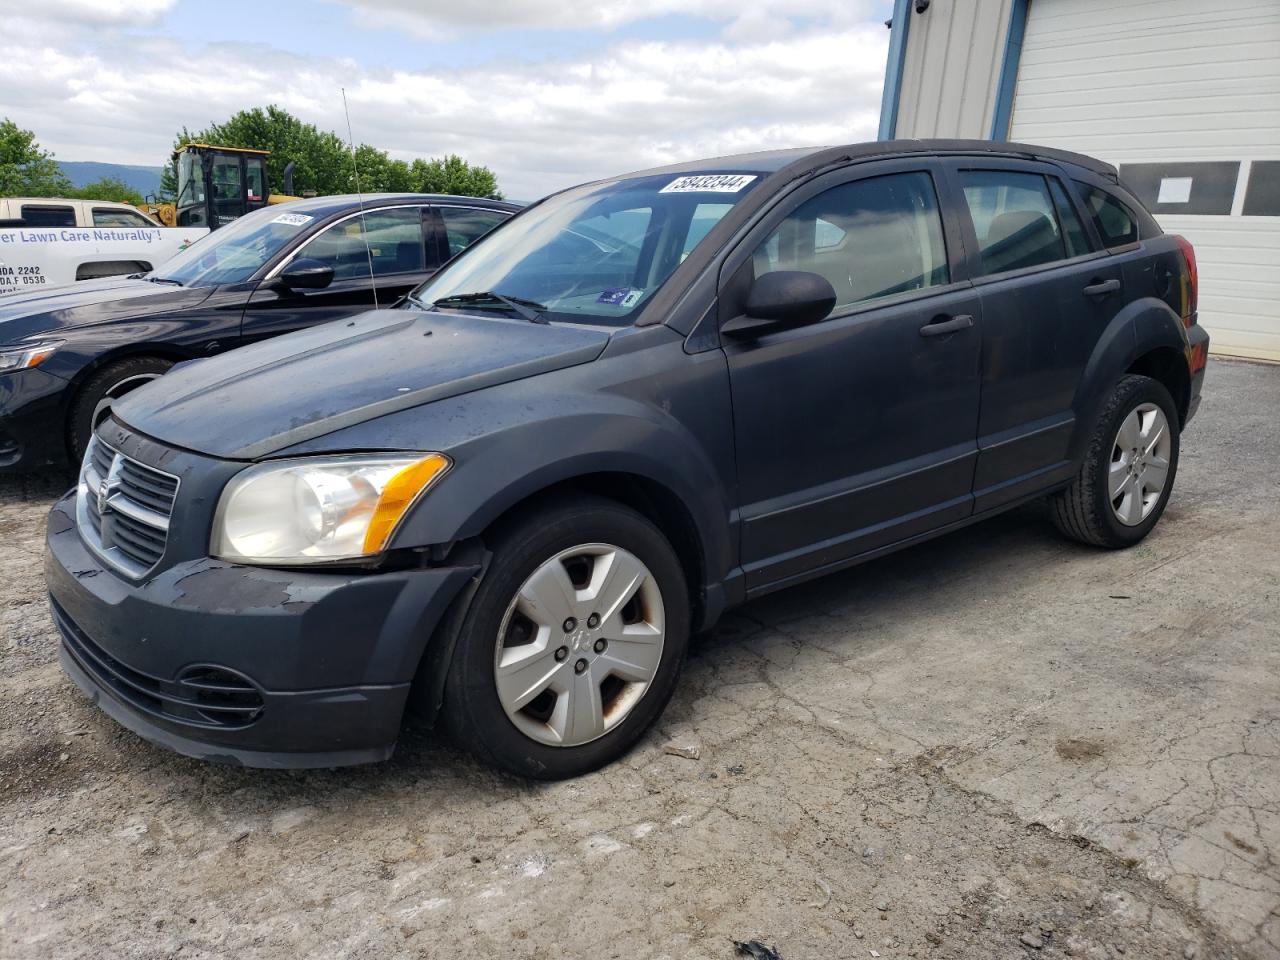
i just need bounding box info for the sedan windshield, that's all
[409,171,762,325]
[151,206,318,287]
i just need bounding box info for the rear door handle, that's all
[1082,278,1121,297]
[919,313,974,337]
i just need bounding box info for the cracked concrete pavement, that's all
[1,357,1276,959]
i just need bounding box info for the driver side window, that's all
[294,207,426,280]
[753,171,949,313]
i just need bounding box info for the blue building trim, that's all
[878,0,914,140]
[990,0,1030,139]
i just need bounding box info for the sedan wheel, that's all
[494,543,665,747]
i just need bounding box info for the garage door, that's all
[1008,0,1280,361]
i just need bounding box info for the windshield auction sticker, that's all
[659,174,757,194]
[271,213,314,226]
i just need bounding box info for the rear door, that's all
[721,159,983,590]
[238,205,439,344]
[939,157,1122,512]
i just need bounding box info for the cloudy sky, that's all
[0,0,892,199]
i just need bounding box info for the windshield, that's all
[152,205,317,287]
[175,150,204,211]
[409,171,761,325]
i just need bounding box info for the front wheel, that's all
[441,496,690,779]
[68,356,173,463]
[1049,374,1180,548]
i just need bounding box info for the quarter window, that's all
[959,170,1074,275]
[439,207,509,258]
[295,207,426,280]
[1079,186,1140,249]
[752,171,949,313]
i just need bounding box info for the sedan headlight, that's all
[0,340,62,374]
[211,454,450,565]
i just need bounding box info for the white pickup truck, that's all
[0,198,209,297]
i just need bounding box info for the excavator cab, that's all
[173,145,274,229]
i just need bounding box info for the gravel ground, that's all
[1,357,1277,960]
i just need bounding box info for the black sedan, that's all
[0,193,517,471]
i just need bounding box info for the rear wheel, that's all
[441,496,689,779]
[68,356,173,463]
[1049,374,1180,548]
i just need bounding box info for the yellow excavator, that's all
[140,144,300,228]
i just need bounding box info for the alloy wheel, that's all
[1109,402,1172,526]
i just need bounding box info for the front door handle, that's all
[919,313,974,338]
[1083,278,1121,297]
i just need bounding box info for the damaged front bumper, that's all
[45,492,477,768]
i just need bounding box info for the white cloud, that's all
[0,6,888,200]
[0,0,174,25]
[338,0,884,38]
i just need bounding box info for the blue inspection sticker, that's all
[597,287,633,306]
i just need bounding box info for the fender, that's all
[390,400,736,593]
[1069,294,1190,462]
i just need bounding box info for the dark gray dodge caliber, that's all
[45,140,1209,778]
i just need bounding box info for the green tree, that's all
[0,118,73,196]
[409,154,503,200]
[160,107,503,201]
[69,176,145,206]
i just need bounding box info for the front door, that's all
[940,158,1127,512]
[720,160,982,591]
[240,205,438,345]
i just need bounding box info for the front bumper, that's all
[45,492,478,768]
[0,367,72,472]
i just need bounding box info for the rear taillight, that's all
[1173,234,1198,325]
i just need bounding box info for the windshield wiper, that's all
[431,291,549,324]
[144,276,183,286]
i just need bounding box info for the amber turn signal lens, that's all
[362,453,451,554]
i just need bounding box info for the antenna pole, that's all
[341,86,379,309]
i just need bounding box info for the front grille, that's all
[76,435,179,578]
[53,599,265,729]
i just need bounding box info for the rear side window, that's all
[1079,186,1139,249]
[21,204,75,227]
[752,171,949,312]
[439,206,508,258]
[959,171,1075,275]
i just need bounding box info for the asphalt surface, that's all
[0,356,1276,960]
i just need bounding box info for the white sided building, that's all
[879,0,1280,361]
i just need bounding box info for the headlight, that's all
[211,453,450,565]
[0,340,62,374]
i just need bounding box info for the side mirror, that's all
[721,270,836,339]
[278,258,335,290]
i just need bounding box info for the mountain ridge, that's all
[58,161,163,196]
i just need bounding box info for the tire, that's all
[441,495,690,779]
[68,356,173,463]
[1049,374,1180,548]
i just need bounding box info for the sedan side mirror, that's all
[721,270,837,339]
[278,258,335,290]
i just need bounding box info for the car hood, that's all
[113,309,612,460]
[0,277,212,343]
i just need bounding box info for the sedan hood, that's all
[113,309,611,459]
[0,277,211,343]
